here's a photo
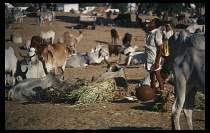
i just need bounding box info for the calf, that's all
[110,29,120,45]
[108,45,122,57]
[30,36,43,50]
[122,33,132,47]
[37,43,68,77]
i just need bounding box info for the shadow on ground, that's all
[127,79,141,84]
[131,102,156,111]
[94,40,109,45]
[56,16,79,24]
[53,126,163,130]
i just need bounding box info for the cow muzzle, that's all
[39,57,44,61]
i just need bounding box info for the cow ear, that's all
[47,50,53,58]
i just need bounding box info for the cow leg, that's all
[111,38,114,44]
[70,47,74,55]
[74,45,77,54]
[61,61,66,80]
[183,87,197,130]
[126,56,132,66]
[114,38,117,45]
[172,67,186,130]
[10,70,15,86]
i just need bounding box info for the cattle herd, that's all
[5,8,205,130]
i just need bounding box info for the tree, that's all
[155,3,185,21]
[10,3,31,7]
[193,3,205,17]
[136,3,187,21]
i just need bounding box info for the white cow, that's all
[162,31,205,130]
[186,24,205,33]
[125,51,145,66]
[5,47,17,85]
[39,30,55,44]
[172,47,205,130]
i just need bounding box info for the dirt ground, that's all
[5,11,205,130]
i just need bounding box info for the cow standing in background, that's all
[113,13,131,24]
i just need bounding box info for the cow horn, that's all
[19,52,26,58]
[104,56,110,65]
[28,53,36,58]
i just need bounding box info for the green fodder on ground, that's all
[66,78,130,105]
[153,89,205,112]
[25,78,130,105]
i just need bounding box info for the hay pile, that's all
[25,78,129,105]
[153,88,174,112]
[153,89,205,112]
[67,78,129,105]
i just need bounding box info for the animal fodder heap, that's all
[24,78,129,105]
[153,89,205,112]
[67,78,129,105]
[153,88,174,112]
[23,81,75,104]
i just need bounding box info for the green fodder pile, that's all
[153,88,174,112]
[153,89,205,112]
[25,78,130,105]
[194,92,205,110]
[66,78,130,105]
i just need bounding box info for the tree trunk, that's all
[162,9,170,21]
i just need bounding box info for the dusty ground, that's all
[5,11,205,130]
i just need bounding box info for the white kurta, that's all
[144,29,162,72]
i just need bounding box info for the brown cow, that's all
[30,36,43,50]
[37,43,68,77]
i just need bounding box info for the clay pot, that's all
[136,85,155,101]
